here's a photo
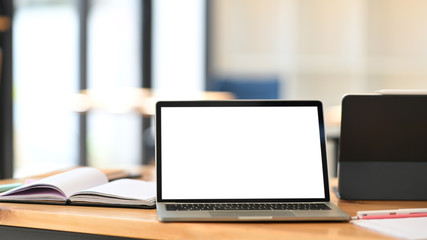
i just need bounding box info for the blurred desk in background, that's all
[72,88,235,116]
[0,16,11,32]
[71,88,235,164]
[325,105,342,177]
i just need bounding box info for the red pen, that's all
[352,212,427,220]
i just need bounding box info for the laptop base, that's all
[157,202,349,222]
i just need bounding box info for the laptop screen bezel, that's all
[155,100,330,203]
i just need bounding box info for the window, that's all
[13,0,79,177]
[87,0,142,168]
[152,0,206,92]
[12,0,145,177]
[9,0,207,177]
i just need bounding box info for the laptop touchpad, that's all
[210,211,296,217]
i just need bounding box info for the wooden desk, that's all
[1,168,427,239]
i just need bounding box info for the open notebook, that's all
[0,167,156,208]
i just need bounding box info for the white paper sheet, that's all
[352,217,427,240]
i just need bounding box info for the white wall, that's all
[212,0,427,108]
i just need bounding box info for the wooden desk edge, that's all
[1,168,427,239]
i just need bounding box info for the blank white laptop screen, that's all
[160,105,326,200]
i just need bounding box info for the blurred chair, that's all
[210,76,280,99]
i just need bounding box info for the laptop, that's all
[338,94,427,200]
[156,100,349,222]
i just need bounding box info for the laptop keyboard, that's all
[166,203,331,211]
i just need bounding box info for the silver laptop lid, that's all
[156,101,330,203]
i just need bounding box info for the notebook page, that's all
[0,167,108,200]
[28,167,108,198]
[70,179,155,200]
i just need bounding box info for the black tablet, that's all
[338,94,427,200]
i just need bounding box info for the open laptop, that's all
[156,100,349,222]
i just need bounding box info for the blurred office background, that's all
[1,0,427,178]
